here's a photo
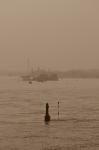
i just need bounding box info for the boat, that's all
[21,69,59,82]
[33,72,59,82]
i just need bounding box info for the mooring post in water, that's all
[58,101,60,120]
[45,103,51,122]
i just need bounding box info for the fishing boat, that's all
[21,70,59,82]
[33,72,59,82]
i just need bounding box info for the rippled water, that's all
[0,76,99,150]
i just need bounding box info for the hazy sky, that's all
[0,0,99,71]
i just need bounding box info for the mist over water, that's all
[0,76,99,150]
[0,1,99,149]
[0,0,99,71]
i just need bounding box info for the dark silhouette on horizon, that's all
[45,103,51,122]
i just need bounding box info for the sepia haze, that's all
[0,0,99,72]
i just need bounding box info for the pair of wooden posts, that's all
[45,102,60,122]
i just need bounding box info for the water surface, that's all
[0,77,99,150]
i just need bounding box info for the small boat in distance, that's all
[28,80,32,84]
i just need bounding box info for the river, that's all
[0,76,99,150]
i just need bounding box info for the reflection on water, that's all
[0,76,99,150]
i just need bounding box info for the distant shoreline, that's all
[57,69,99,79]
[1,69,99,79]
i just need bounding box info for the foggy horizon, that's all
[0,1,99,150]
[0,1,99,71]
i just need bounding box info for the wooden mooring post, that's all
[45,103,51,122]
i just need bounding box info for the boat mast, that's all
[27,58,30,74]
